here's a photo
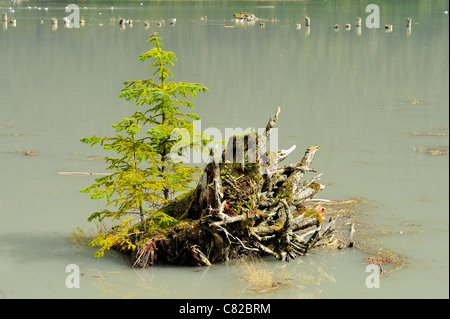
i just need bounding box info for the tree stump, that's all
[125,107,348,267]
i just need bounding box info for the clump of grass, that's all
[71,223,110,249]
[234,256,275,288]
[232,255,292,294]
[71,227,91,248]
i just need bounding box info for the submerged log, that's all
[120,107,350,267]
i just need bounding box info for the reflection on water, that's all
[0,0,448,298]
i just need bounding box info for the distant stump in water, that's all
[234,12,260,22]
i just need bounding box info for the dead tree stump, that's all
[128,107,347,267]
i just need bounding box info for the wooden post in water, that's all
[1,12,7,22]
[305,16,310,26]
[356,17,362,27]
[406,17,412,36]
[406,17,412,27]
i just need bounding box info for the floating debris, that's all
[234,12,260,22]
[295,23,301,29]
[24,150,37,157]
[364,256,396,265]
[411,132,448,136]
[427,147,449,156]
[0,133,24,137]
[410,98,425,104]
[7,149,37,157]
[416,146,449,156]
[412,126,449,136]
[318,197,411,275]
[412,126,448,155]
[364,256,399,275]
[345,23,351,30]
[385,24,393,32]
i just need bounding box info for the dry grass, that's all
[234,255,275,288]
[71,222,110,249]
[231,255,292,294]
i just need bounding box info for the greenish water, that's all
[0,0,448,299]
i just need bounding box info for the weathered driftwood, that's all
[126,107,350,267]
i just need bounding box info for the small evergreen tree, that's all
[80,33,210,256]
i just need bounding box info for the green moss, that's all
[160,187,196,219]
[302,208,323,224]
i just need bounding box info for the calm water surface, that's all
[0,0,448,298]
